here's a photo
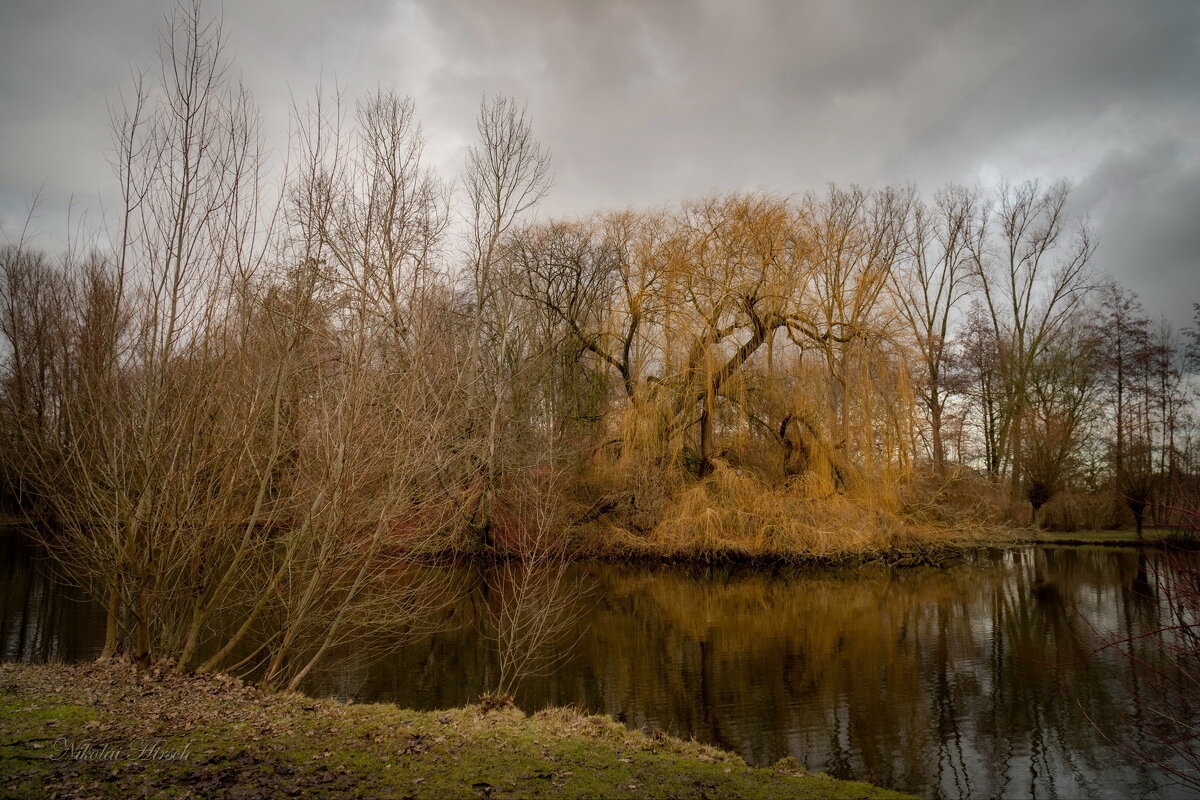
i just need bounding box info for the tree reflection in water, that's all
[4,539,1196,799]
[353,548,1195,799]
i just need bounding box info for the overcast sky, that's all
[1,0,1197,327]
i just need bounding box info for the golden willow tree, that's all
[505,190,922,554]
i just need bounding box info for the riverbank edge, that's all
[0,660,914,799]
[8,519,1189,570]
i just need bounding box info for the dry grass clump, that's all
[1038,490,1128,532]
[896,465,1012,529]
[594,463,949,559]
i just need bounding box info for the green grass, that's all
[0,661,914,799]
[1025,527,1197,545]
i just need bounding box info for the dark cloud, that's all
[1075,137,1200,326]
[2,0,1196,323]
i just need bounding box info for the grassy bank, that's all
[0,660,912,799]
[1022,527,1200,547]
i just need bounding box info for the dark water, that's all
[3,533,1197,799]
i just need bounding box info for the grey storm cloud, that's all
[1,0,1197,325]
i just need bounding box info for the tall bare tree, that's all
[894,185,981,474]
[462,94,553,547]
[968,180,1095,496]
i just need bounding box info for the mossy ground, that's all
[0,660,913,799]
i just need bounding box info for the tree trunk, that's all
[133,591,151,670]
[100,584,120,659]
[698,405,713,478]
[930,393,945,475]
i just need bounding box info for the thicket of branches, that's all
[1,4,1198,680]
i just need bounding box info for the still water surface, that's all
[3,534,1196,799]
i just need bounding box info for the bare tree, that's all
[4,4,468,684]
[1020,316,1104,527]
[14,0,269,668]
[482,464,587,701]
[894,184,981,474]
[465,94,553,319]
[968,180,1095,497]
[461,94,553,548]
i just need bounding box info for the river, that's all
[3,533,1196,798]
